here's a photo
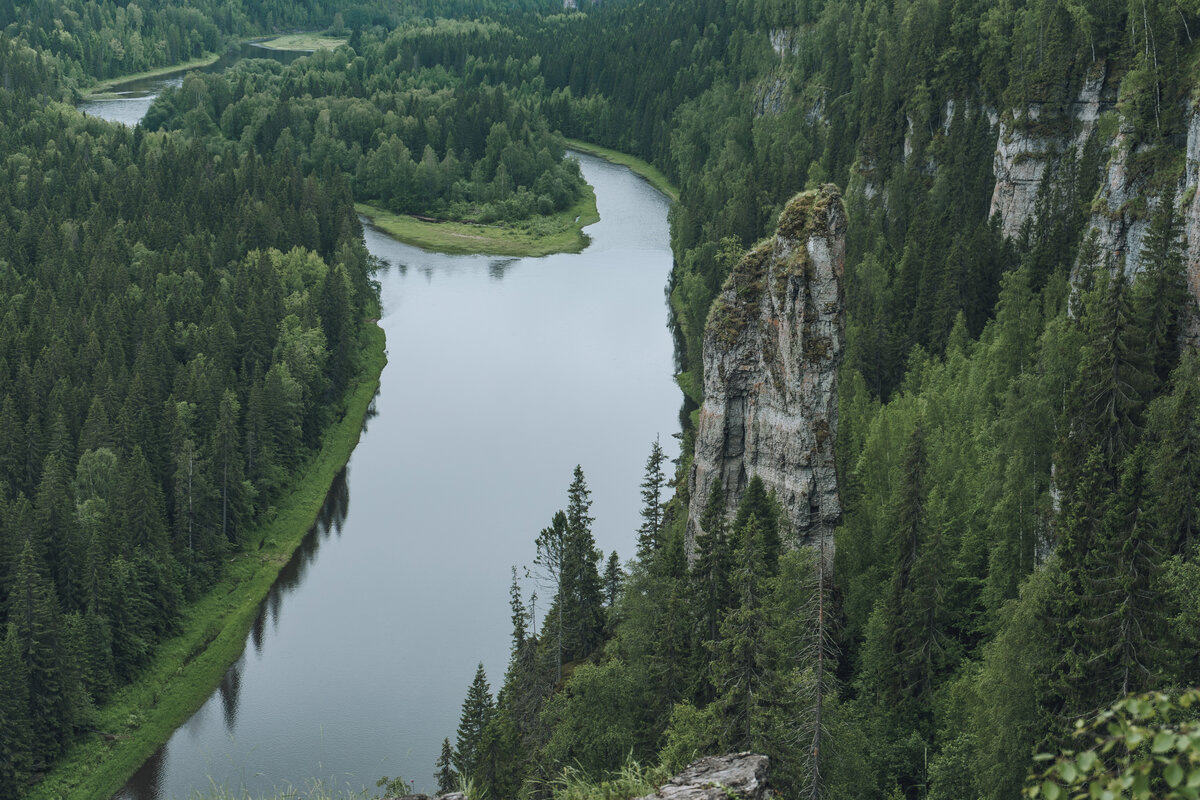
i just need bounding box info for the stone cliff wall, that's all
[988,65,1200,335]
[989,65,1112,239]
[685,185,846,559]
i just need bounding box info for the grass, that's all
[81,54,221,98]
[29,324,388,800]
[356,185,599,257]
[564,138,679,203]
[547,759,672,800]
[257,33,349,51]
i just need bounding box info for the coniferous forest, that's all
[3,0,1200,799]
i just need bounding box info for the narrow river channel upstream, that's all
[82,56,681,800]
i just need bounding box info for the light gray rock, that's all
[685,185,845,560]
[989,64,1111,238]
[635,753,775,800]
[1183,109,1200,340]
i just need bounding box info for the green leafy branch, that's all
[1026,689,1200,800]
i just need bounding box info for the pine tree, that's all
[1145,352,1200,556]
[1061,448,1172,716]
[636,437,667,560]
[509,566,528,650]
[435,736,458,794]
[10,540,73,767]
[732,476,782,574]
[0,623,31,797]
[118,445,170,557]
[454,663,495,780]
[562,466,604,662]
[212,389,246,548]
[1134,185,1187,387]
[692,478,733,703]
[1062,263,1153,490]
[711,513,770,751]
[534,510,568,682]
[604,550,623,609]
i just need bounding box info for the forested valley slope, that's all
[3,0,1200,799]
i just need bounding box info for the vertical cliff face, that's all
[989,66,1112,239]
[986,65,1200,333]
[1183,111,1200,331]
[685,185,846,558]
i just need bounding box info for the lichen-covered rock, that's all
[990,64,1111,238]
[1183,110,1200,339]
[635,753,775,800]
[685,185,845,559]
[1081,93,1200,319]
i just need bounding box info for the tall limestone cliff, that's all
[685,185,846,559]
[987,64,1200,333]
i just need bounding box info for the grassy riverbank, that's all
[357,185,599,257]
[257,33,349,50]
[29,324,387,800]
[564,139,679,203]
[81,54,221,98]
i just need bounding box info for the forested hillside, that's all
[425,2,1200,800]
[0,76,385,798]
[5,0,1200,798]
[143,29,588,226]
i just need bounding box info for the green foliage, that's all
[455,663,495,780]
[548,757,671,800]
[541,660,639,778]
[1026,690,1200,800]
[145,33,588,228]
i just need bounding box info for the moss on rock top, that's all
[776,183,844,242]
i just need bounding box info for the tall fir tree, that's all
[636,437,667,560]
[10,541,73,767]
[0,623,31,797]
[435,736,458,793]
[454,663,494,780]
[561,466,604,662]
[1133,185,1187,388]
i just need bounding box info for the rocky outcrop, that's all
[685,185,846,559]
[1184,111,1200,329]
[635,753,776,800]
[391,754,775,800]
[990,65,1113,238]
[1082,94,1200,307]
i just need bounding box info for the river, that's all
[82,54,680,800]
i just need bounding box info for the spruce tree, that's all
[1134,185,1187,388]
[509,566,527,650]
[604,550,623,609]
[454,663,494,780]
[636,437,667,560]
[0,623,31,797]
[212,388,246,548]
[435,736,458,794]
[692,478,733,703]
[732,476,782,574]
[711,513,770,751]
[562,466,604,662]
[10,541,72,766]
[1061,264,1153,490]
[534,510,568,682]
[1145,352,1200,556]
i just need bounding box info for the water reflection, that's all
[488,258,518,280]
[119,465,355,800]
[219,663,242,732]
[122,749,164,800]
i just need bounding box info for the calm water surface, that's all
[93,74,679,799]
